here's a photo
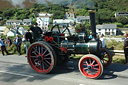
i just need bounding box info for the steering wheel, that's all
[50,24,71,36]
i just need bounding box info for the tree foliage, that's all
[0,0,128,26]
[94,0,128,25]
[116,16,128,25]
[0,3,65,20]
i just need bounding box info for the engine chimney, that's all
[89,10,96,40]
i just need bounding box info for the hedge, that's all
[0,34,26,55]
[7,44,25,54]
[105,39,123,50]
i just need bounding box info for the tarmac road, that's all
[0,54,128,85]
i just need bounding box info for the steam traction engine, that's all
[27,10,112,79]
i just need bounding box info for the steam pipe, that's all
[89,10,96,40]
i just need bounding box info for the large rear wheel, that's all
[101,48,112,68]
[27,41,57,73]
[79,54,103,79]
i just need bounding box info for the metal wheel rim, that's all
[79,56,102,78]
[28,43,54,73]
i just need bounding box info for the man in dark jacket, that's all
[30,23,42,42]
[123,33,128,64]
[14,34,22,56]
[25,29,33,43]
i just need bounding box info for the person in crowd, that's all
[22,35,29,56]
[0,36,9,56]
[25,29,33,43]
[79,24,88,41]
[44,24,48,32]
[123,32,128,64]
[6,37,12,48]
[79,24,87,33]
[14,34,22,56]
[99,34,105,48]
[22,35,26,41]
[30,22,43,42]
[89,32,92,39]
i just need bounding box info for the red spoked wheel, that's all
[101,48,112,68]
[79,54,103,79]
[27,41,57,73]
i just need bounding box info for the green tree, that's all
[116,16,128,25]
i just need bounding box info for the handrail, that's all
[110,50,124,55]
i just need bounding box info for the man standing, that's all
[6,37,12,48]
[14,34,22,56]
[25,29,33,43]
[0,36,9,56]
[99,35,105,48]
[123,33,128,64]
[30,23,42,42]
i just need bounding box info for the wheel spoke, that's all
[103,59,108,62]
[93,70,99,74]
[35,61,40,66]
[83,64,87,66]
[41,62,45,70]
[101,60,104,64]
[44,53,50,57]
[84,68,88,70]
[34,59,38,62]
[41,47,43,54]
[44,58,51,59]
[93,69,96,73]
[91,60,95,65]
[86,61,89,65]
[33,47,39,54]
[94,64,99,66]
[38,46,41,54]
[31,56,37,58]
[44,60,51,66]
[89,58,91,64]
[42,49,47,55]
[93,68,99,71]
[102,59,104,64]
[104,55,108,58]
[38,62,42,69]
[86,70,89,74]
[43,61,50,68]
[32,51,38,56]
[90,70,93,75]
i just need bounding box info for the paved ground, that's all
[0,54,128,78]
[0,54,128,85]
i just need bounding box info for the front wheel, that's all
[79,54,103,79]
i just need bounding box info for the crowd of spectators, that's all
[0,22,42,56]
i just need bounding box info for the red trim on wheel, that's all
[27,43,54,73]
[79,57,101,78]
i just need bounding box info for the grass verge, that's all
[112,55,126,64]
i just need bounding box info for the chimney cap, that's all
[88,10,96,13]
